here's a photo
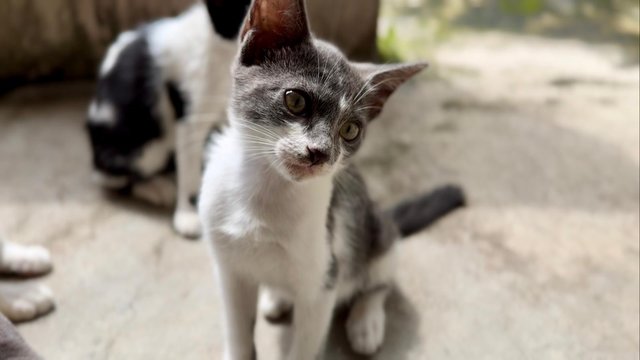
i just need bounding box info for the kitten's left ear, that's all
[354,62,428,120]
[239,0,311,66]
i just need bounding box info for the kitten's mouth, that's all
[282,161,324,180]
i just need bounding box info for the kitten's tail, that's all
[388,185,465,238]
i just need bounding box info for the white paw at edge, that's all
[173,210,202,239]
[0,242,52,276]
[0,282,55,323]
[346,303,386,355]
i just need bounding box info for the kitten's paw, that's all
[346,301,386,355]
[132,177,176,208]
[0,241,52,276]
[173,210,202,239]
[0,282,55,323]
[260,289,293,324]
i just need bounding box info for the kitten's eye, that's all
[284,89,309,116]
[339,122,360,141]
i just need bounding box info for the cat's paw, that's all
[173,210,202,239]
[132,177,176,208]
[0,241,52,276]
[260,289,293,324]
[346,301,386,355]
[0,282,55,322]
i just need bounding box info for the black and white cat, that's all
[198,0,464,359]
[86,1,250,238]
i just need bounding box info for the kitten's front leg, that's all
[287,289,337,360]
[214,264,259,360]
[260,287,293,324]
[173,121,212,238]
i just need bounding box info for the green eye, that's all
[284,89,309,115]
[340,122,360,141]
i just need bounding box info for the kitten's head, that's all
[86,94,169,189]
[230,0,426,182]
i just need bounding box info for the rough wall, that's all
[0,0,193,87]
[307,0,380,61]
[0,0,379,89]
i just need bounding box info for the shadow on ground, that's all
[263,289,420,360]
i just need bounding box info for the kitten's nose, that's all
[305,146,329,166]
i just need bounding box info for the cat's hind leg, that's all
[346,246,396,355]
[346,285,390,355]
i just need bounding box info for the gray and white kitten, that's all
[198,0,464,359]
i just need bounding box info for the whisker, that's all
[233,122,279,141]
[316,52,321,83]
[354,105,383,113]
[236,120,279,136]
[352,76,408,106]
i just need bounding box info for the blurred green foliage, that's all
[378,0,640,62]
[499,0,543,15]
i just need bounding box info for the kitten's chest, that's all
[212,181,332,286]
[218,181,331,242]
[200,130,334,283]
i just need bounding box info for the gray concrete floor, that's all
[0,33,638,359]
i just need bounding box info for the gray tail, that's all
[388,185,465,238]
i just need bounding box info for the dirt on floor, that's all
[0,32,638,360]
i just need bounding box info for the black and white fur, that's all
[86,1,250,238]
[198,0,465,359]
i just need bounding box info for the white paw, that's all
[346,302,386,355]
[0,241,52,276]
[260,288,293,323]
[0,282,55,323]
[173,210,202,239]
[132,177,176,208]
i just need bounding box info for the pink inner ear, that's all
[239,0,311,66]
[358,63,427,120]
[241,0,308,43]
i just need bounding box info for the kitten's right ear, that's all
[239,0,311,66]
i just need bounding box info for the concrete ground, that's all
[0,33,638,359]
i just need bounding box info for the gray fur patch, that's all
[324,252,339,289]
[232,41,370,165]
[329,165,400,278]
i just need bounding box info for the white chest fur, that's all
[199,127,334,291]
